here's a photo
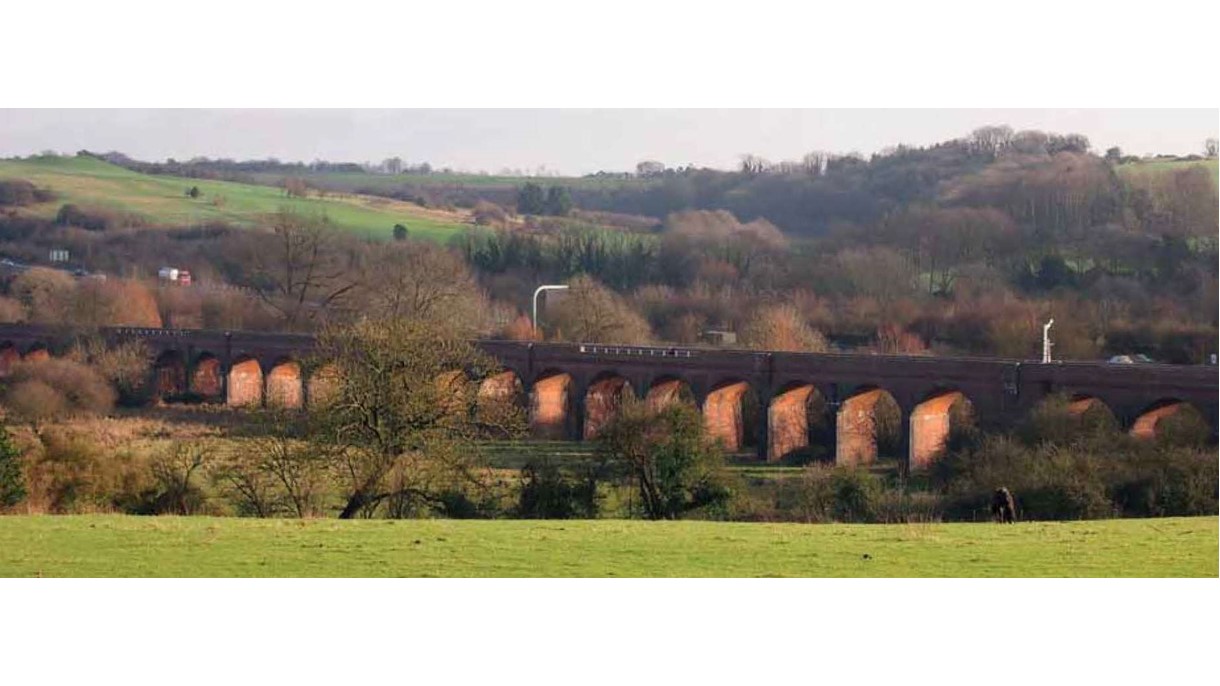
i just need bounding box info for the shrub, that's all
[1018,394,1117,447]
[17,430,158,514]
[595,401,730,520]
[783,464,883,523]
[10,267,77,324]
[2,380,70,425]
[0,425,26,508]
[1112,447,1219,517]
[0,296,25,323]
[67,337,154,405]
[56,203,113,231]
[517,459,600,519]
[146,443,210,515]
[0,179,53,206]
[932,430,1217,521]
[472,201,509,227]
[2,358,116,423]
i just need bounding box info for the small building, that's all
[701,329,737,346]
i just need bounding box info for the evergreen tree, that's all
[0,425,25,509]
[516,182,546,215]
[544,185,573,216]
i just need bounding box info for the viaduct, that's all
[1,324,1216,469]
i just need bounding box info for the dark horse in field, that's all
[991,487,1016,523]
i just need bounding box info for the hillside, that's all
[0,155,474,240]
[1115,157,1219,183]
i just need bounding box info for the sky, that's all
[0,109,1215,176]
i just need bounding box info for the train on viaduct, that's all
[1,324,1216,470]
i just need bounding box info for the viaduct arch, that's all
[0,325,1214,470]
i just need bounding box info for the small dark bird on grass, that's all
[862,553,872,560]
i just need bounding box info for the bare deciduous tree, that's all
[309,317,525,519]
[242,209,361,330]
[358,241,489,334]
[740,303,829,352]
[546,274,654,344]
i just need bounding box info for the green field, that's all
[1116,157,1219,183]
[1,515,1213,577]
[0,155,473,240]
[247,169,655,194]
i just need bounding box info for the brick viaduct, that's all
[1,324,1216,469]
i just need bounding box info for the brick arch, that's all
[767,382,831,463]
[1066,393,1118,429]
[479,369,526,407]
[530,369,575,440]
[307,363,342,408]
[227,355,264,407]
[22,342,50,363]
[0,341,19,377]
[154,349,188,400]
[583,372,636,440]
[1131,398,1202,440]
[836,386,901,467]
[477,369,527,438]
[909,389,975,470]
[191,352,223,400]
[266,357,304,409]
[703,379,759,454]
[645,375,695,412]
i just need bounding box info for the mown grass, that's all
[0,515,1213,577]
[0,155,472,240]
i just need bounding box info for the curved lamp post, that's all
[532,284,569,335]
[1042,318,1054,363]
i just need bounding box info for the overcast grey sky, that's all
[1,109,1215,175]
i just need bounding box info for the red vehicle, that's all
[177,270,192,286]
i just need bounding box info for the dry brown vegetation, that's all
[545,275,653,344]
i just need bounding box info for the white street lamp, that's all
[532,284,569,335]
[1042,318,1054,363]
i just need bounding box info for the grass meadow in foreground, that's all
[0,515,1214,577]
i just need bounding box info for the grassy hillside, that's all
[1116,157,1219,183]
[246,169,655,194]
[0,515,1213,577]
[0,155,474,240]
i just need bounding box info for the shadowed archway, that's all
[266,358,304,409]
[23,343,50,363]
[583,372,636,439]
[530,370,575,440]
[767,382,831,463]
[909,389,975,470]
[191,353,222,400]
[703,379,759,454]
[306,363,341,408]
[0,342,19,377]
[153,350,187,400]
[645,375,696,412]
[836,387,901,467]
[1131,399,1205,441]
[477,370,527,438]
[227,355,263,407]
